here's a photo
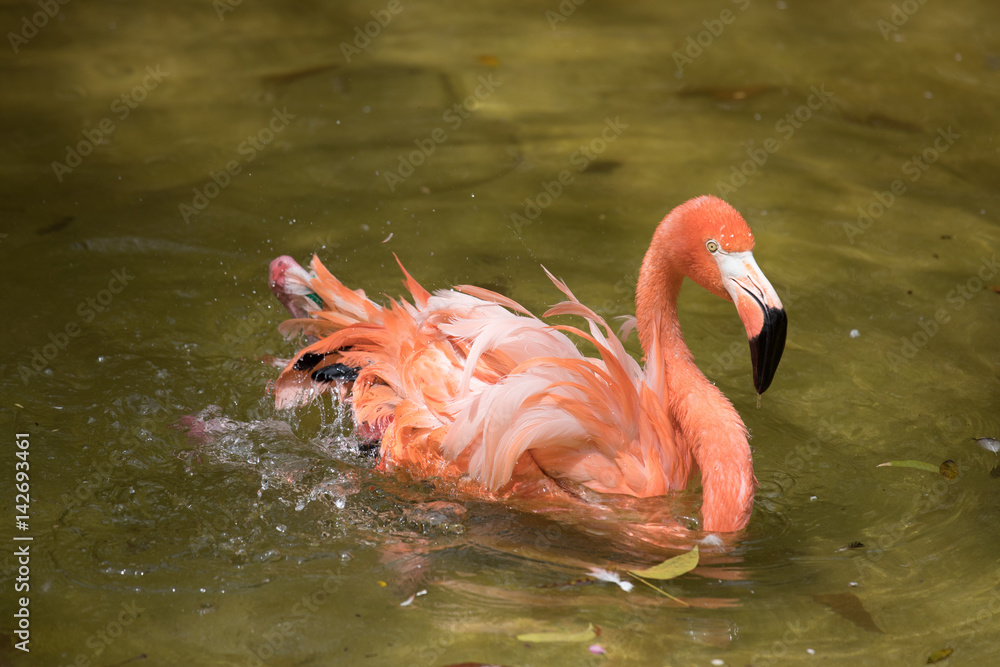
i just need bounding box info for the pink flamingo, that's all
[268,195,786,533]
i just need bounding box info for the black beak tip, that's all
[750,306,787,394]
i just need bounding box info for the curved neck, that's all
[636,223,685,359]
[635,221,754,533]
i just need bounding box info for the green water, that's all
[2,0,1000,665]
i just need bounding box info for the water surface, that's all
[2,0,1000,665]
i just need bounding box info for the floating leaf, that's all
[814,593,883,633]
[939,460,959,480]
[877,460,939,473]
[627,546,699,580]
[516,623,596,643]
[927,647,953,663]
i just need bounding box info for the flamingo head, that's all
[663,196,787,393]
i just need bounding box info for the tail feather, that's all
[271,255,687,501]
[394,253,431,307]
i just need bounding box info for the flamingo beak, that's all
[717,251,787,394]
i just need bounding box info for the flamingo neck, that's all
[635,220,755,533]
[636,219,687,361]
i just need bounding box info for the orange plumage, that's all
[269,196,786,533]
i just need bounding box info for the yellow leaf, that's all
[627,546,699,580]
[927,647,953,663]
[516,623,596,643]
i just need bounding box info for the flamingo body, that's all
[269,196,786,532]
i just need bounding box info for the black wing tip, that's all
[311,363,360,383]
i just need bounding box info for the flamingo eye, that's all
[705,239,720,253]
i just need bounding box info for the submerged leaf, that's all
[627,547,699,580]
[814,593,883,633]
[927,647,953,663]
[877,460,940,473]
[516,623,596,643]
